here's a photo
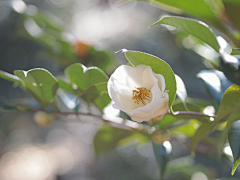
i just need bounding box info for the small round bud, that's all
[151,130,170,145]
[33,112,54,127]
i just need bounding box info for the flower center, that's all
[132,87,153,107]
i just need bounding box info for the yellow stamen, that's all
[132,87,153,107]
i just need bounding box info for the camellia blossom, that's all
[107,64,169,122]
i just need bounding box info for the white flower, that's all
[107,64,169,122]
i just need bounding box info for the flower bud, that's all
[33,112,54,127]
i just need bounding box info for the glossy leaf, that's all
[150,16,220,52]
[152,141,171,179]
[119,0,222,28]
[65,63,108,92]
[175,74,188,110]
[124,50,176,108]
[228,120,240,175]
[14,68,59,108]
[214,84,240,125]
[197,70,233,104]
[220,51,240,86]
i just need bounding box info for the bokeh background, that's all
[0,0,237,180]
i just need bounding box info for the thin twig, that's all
[16,109,216,133]
[29,109,216,118]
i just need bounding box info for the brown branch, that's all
[29,109,148,132]
[29,109,216,118]
[20,109,216,133]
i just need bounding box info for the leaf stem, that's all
[0,70,21,83]
[172,111,216,118]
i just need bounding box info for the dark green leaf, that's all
[218,107,240,157]
[152,141,171,179]
[150,16,220,52]
[223,0,240,31]
[228,120,240,175]
[14,68,59,108]
[191,121,213,154]
[197,70,233,104]
[65,63,109,92]
[220,51,240,86]
[94,124,148,156]
[124,50,176,108]
[214,84,240,125]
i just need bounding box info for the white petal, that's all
[154,74,166,93]
[123,65,146,89]
[128,98,169,122]
[151,81,163,101]
[108,76,137,112]
[141,66,156,89]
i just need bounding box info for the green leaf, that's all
[175,74,188,110]
[65,63,109,92]
[150,16,220,52]
[152,141,171,179]
[94,91,111,111]
[57,78,78,94]
[220,52,240,86]
[218,106,240,156]
[170,120,201,137]
[197,70,233,104]
[124,50,176,108]
[214,84,240,125]
[81,82,111,110]
[191,121,213,154]
[94,124,148,156]
[228,120,240,175]
[119,0,222,24]
[223,0,240,31]
[14,68,59,108]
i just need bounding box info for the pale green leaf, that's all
[214,84,240,125]
[81,82,111,110]
[14,68,58,108]
[150,16,220,52]
[64,63,108,92]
